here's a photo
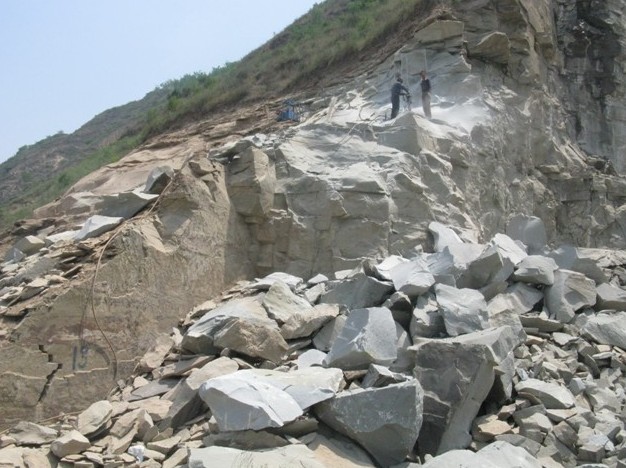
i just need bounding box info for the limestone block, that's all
[514,379,576,409]
[313,315,347,352]
[578,311,626,350]
[435,284,490,337]
[248,272,304,291]
[226,146,276,219]
[51,430,91,458]
[414,20,464,47]
[513,255,559,285]
[14,236,45,256]
[297,349,327,368]
[372,255,409,282]
[428,222,463,252]
[262,280,313,324]
[97,189,158,219]
[198,374,302,431]
[76,401,113,437]
[470,32,511,64]
[234,367,344,410]
[596,283,626,311]
[143,166,174,194]
[410,293,446,339]
[323,307,397,370]
[362,364,409,388]
[490,233,528,266]
[388,257,435,298]
[320,273,394,310]
[506,215,547,254]
[73,215,124,241]
[413,340,496,455]
[476,441,542,468]
[545,270,597,323]
[548,245,607,284]
[202,430,287,451]
[306,433,375,467]
[163,357,239,430]
[315,380,423,466]
[457,245,514,290]
[181,296,287,362]
[280,303,339,340]
[188,445,325,468]
[8,421,58,446]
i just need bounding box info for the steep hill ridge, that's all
[1,0,626,466]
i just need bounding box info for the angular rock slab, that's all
[595,282,626,311]
[323,307,397,370]
[97,189,158,219]
[74,215,124,241]
[435,284,490,337]
[514,379,576,409]
[388,257,435,298]
[7,421,57,445]
[513,255,558,285]
[422,441,541,468]
[51,430,90,458]
[429,221,463,252]
[234,367,344,410]
[181,296,288,362]
[578,311,626,349]
[280,303,339,340]
[262,280,313,324]
[198,373,302,431]
[457,245,514,290]
[320,273,394,310]
[315,379,423,466]
[412,340,496,455]
[188,445,326,468]
[77,400,113,437]
[545,269,596,323]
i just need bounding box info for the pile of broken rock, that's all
[2,218,626,468]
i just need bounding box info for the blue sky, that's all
[0,0,320,163]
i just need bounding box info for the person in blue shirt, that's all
[420,70,432,119]
[390,76,410,119]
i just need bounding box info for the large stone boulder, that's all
[435,284,490,336]
[189,445,325,468]
[320,273,393,309]
[545,270,596,323]
[323,307,397,370]
[577,311,626,349]
[315,379,423,466]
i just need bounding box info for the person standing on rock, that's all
[390,75,410,119]
[420,70,432,119]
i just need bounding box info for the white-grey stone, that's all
[14,236,45,256]
[578,311,626,350]
[189,445,326,468]
[97,189,158,219]
[435,284,490,337]
[513,255,558,285]
[313,315,347,352]
[470,32,511,64]
[373,255,409,282]
[248,272,304,291]
[362,364,409,388]
[596,282,626,311]
[73,215,124,241]
[315,379,423,466]
[412,339,496,455]
[323,307,397,370]
[8,421,58,446]
[410,293,446,339]
[77,400,113,437]
[198,373,302,431]
[263,280,313,324]
[548,245,607,285]
[545,269,596,323]
[506,215,547,254]
[514,379,576,409]
[50,430,91,458]
[307,273,328,285]
[388,257,435,298]
[457,245,514,290]
[280,303,339,340]
[490,233,528,266]
[234,367,344,410]
[297,349,327,368]
[320,273,394,310]
[143,166,174,194]
[429,222,463,252]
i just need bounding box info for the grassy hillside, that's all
[0,0,438,228]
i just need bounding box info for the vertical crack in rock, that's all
[37,344,61,404]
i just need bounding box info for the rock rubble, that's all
[1,220,625,467]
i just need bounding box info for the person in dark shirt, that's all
[420,70,432,119]
[390,76,410,119]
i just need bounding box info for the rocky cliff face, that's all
[1,0,626,464]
